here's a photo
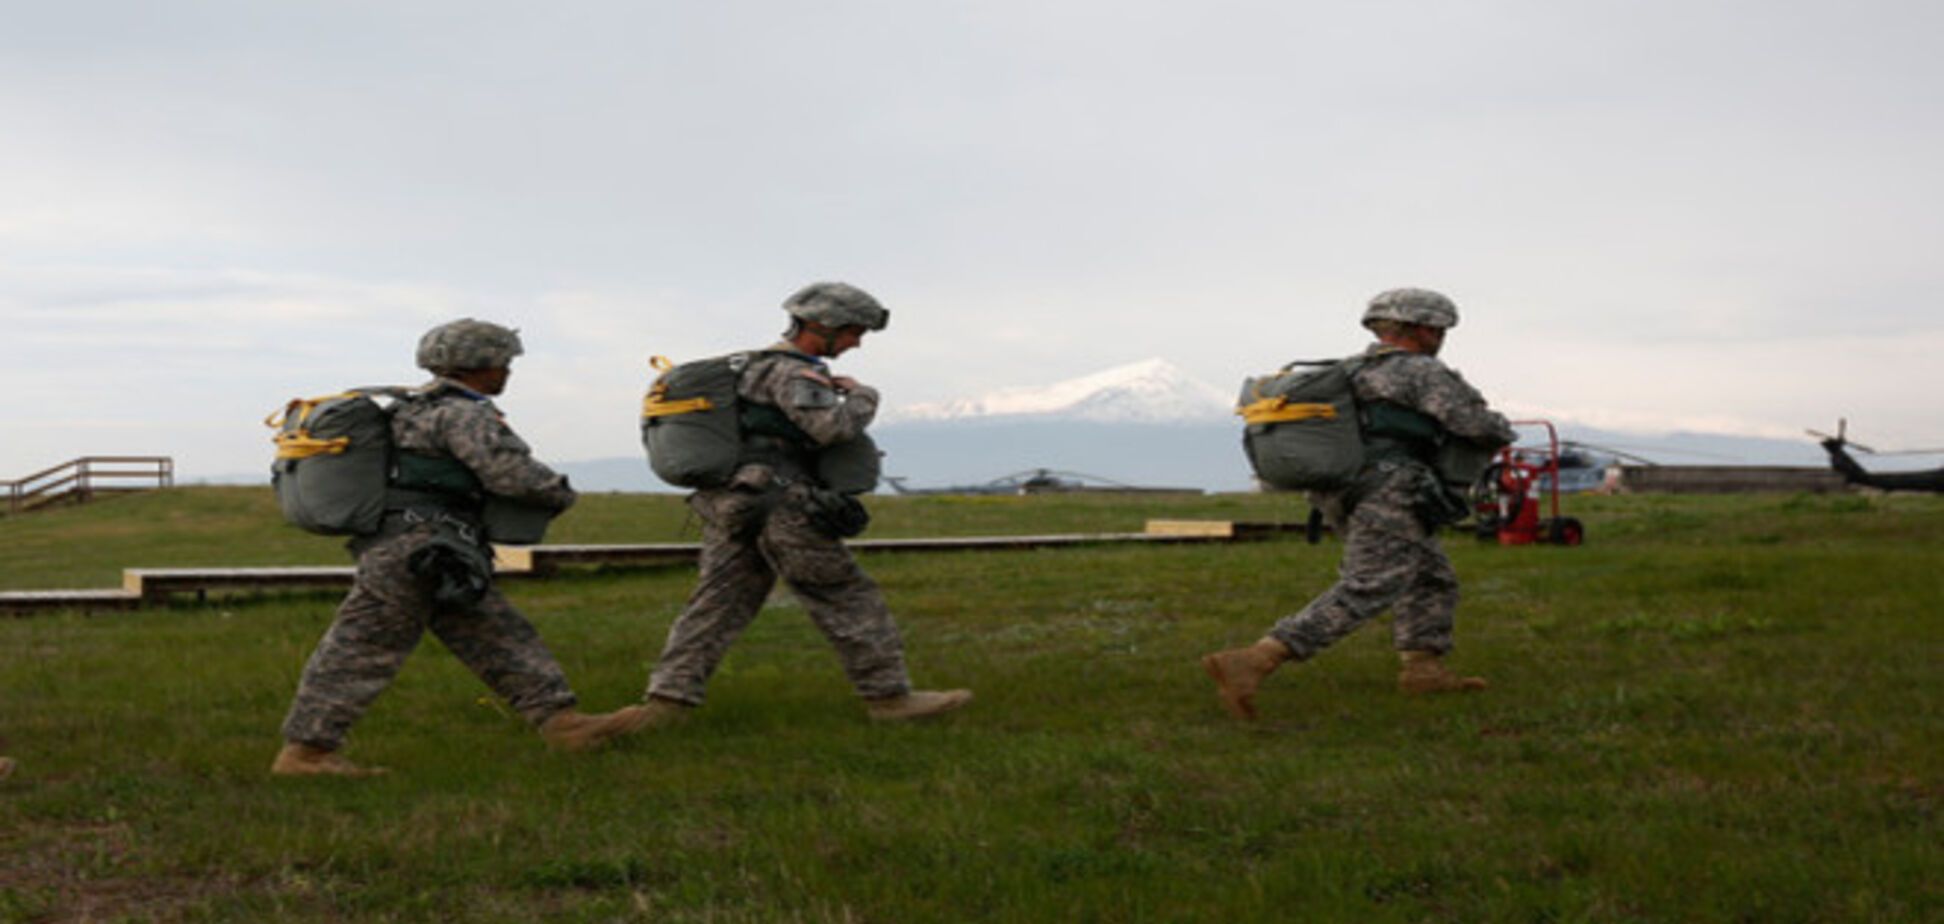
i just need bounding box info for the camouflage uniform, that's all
[280,380,580,750]
[1268,344,1515,660]
[647,342,911,706]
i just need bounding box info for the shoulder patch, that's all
[787,376,840,409]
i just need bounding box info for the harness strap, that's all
[1237,398,1338,425]
[641,371,714,418]
[273,432,352,459]
[739,434,814,478]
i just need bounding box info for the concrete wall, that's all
[1613,466,1848,494]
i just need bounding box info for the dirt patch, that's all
[0,821,254,922]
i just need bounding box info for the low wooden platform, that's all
[1,520,1302,615]
[124,566,358,600]
[0,589,145,614]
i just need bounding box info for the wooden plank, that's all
[125,566,357,601]
[0,589,143,615]
[492,545,537,574]
[1232,521,1316,540]
[1144,519,1236,538]
[855,533,1146,551]
[12,526,1304,615]
[522,543,701,571]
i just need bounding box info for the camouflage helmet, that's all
[415,319,525,373]
[783,282,889,332]
[1361,288,1459,330]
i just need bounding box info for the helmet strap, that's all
[788,321,837,357]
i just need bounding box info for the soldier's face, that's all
[1409,325,1446,356]
[472,366,511,395]
[826,326,867,358]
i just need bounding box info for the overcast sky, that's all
[3,0,1940,480]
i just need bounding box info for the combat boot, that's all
[866,689,973,721]
[540,701,685,752]
[270,743,387,777]
[0,756,15,781]
[1397,650,1488,694]
[1201,637,1292,720]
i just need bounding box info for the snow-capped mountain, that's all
[886,358,1232,424]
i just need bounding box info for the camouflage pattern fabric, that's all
[1351,345,1514,445]
[646,344,908,706]
[1362,287,1460,330]
[279,384,578,750]
[392,381,578,508]
[783,282,890,332]
[415,318,525,373]
[1269,342,1513,660]
[739,343,879,448]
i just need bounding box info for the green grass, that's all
[1,488,1940,921]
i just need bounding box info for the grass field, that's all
[1,487,1939,922]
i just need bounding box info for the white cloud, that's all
[2,1,1941,477]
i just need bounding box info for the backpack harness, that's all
[641,351,881,495]
[1236,348,1447,493]
[267,384,495,540]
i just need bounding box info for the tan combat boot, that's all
[1397,650,1488,694]
[866,689,973,721]
[540,700,686,752]
[0,756,15,781]
[1201,637,1292,720]
[270,743,387,777]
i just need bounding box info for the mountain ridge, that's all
[884,357,1232,425]
[190,359,1877,492]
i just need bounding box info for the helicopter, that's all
[1806,420,1944,493]
[881,468,1200,496]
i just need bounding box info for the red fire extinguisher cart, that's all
[1474,420,1585,546]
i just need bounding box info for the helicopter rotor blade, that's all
[1806,420,1879,454]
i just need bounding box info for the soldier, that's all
[272,320,652,776]
[635,283,972,724]
[1203,288,1516,719]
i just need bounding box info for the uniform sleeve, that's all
[1413,362,1516,446]
[742,357,879,446]
[439,400,578,510]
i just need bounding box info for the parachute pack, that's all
[1236,357,1372,492]
[267,387,561,543]
[1238,352,1502,496]
[640,353,882,494]
[267,388,412,536]
[640,353,749,489]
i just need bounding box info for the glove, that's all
[804,488,871,539]
[1414,481,1474,528]
[407,534,492,607]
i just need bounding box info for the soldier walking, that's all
[635,283,972,724]
[273,320,651,776]
[1203,289,1515,719]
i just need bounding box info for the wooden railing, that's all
[2,457,174,515]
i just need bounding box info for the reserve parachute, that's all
[814,433,882,495]
[641,353,882,493]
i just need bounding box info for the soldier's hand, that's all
[830,375,862,392]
